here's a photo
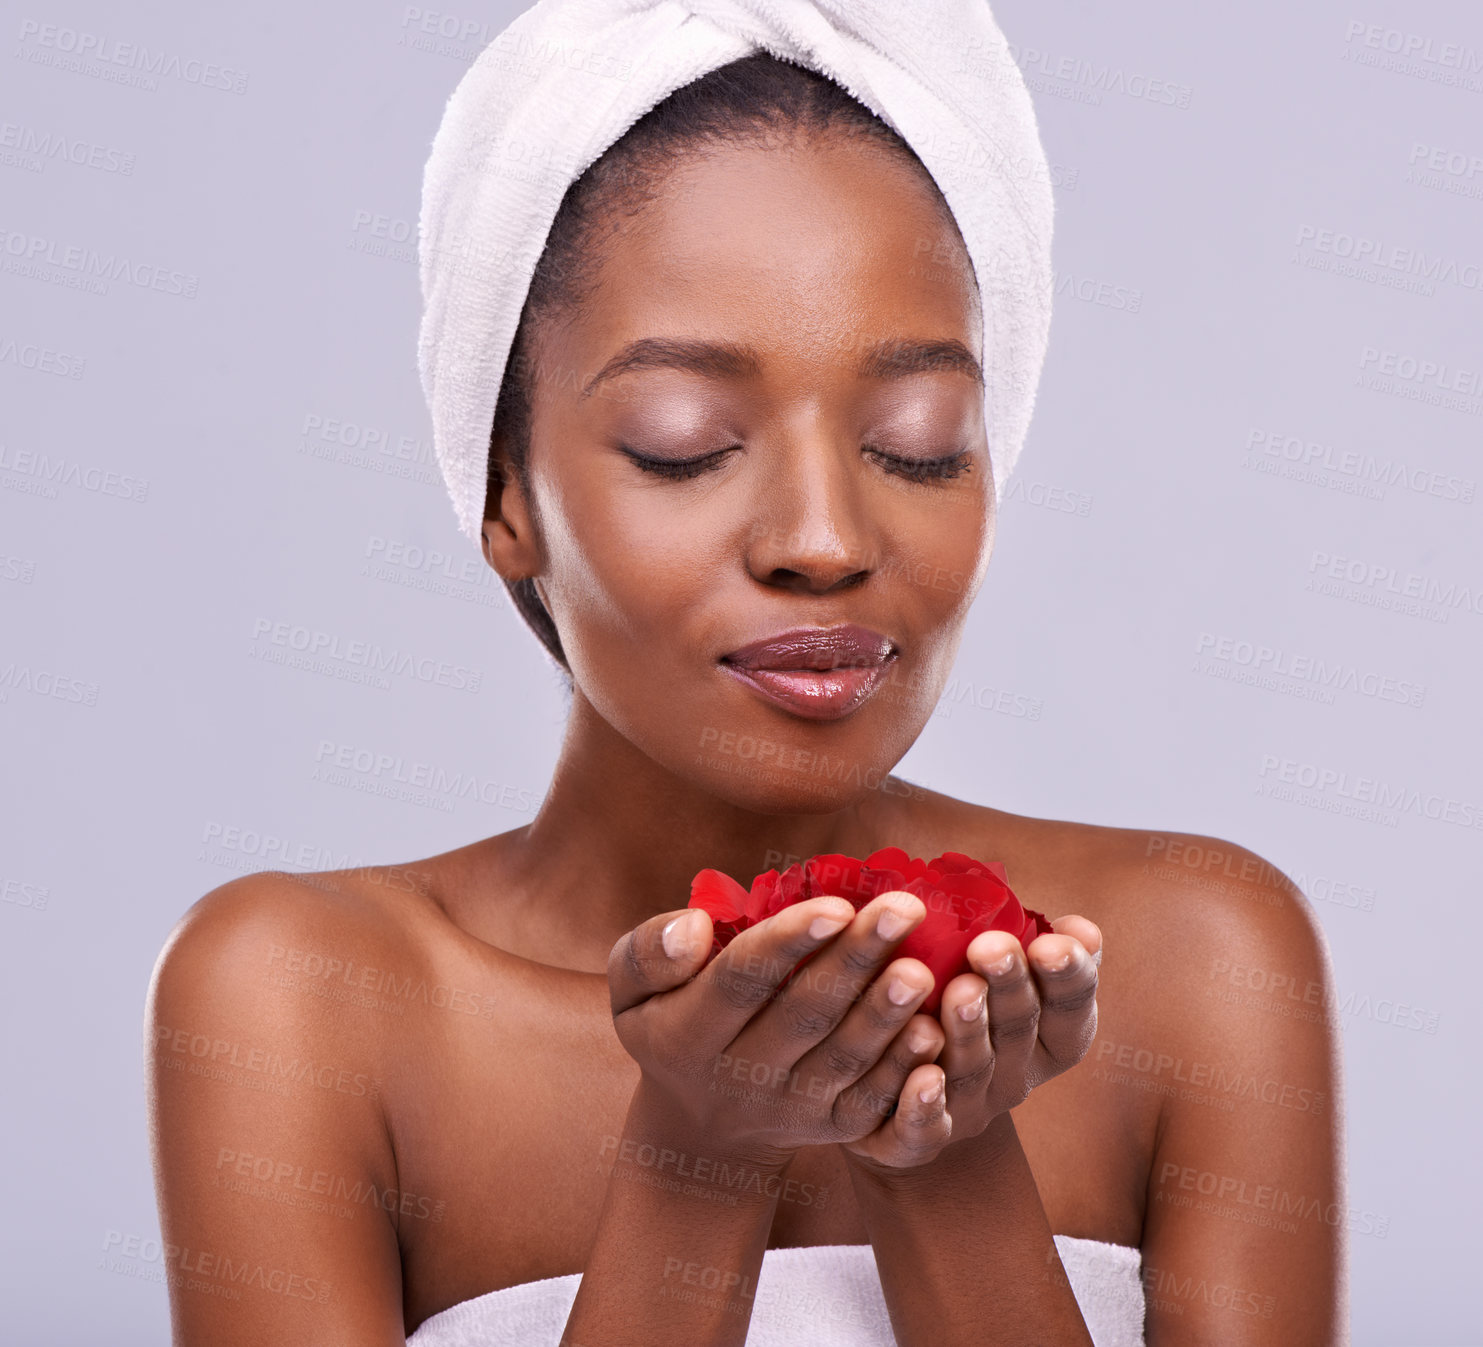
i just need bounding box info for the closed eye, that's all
[864,446,973,484]
[619,444,974,484]
[619,445,736,480]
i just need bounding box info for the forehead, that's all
[552,135,982,379]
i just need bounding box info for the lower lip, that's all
[720,657,896,721]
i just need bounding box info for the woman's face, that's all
[495,131,994,814]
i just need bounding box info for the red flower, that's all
[688,847,1053,1016]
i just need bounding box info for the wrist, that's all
[611,1077,797,1202]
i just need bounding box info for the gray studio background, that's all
[2,2,1477,1343]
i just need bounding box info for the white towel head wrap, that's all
[418,0,1054,547]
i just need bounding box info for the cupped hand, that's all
[846,914,1102,1169]
[607,891,953,1167]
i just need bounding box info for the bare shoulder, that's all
[144,864,436,1148]
[143,865,452,1344]
[153,861,426,988]
[1048,815,1334,1019]
[925,792,1326,965]
[145,841,528,1130]
[915,791,1337,1039]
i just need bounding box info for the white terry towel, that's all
[403,1237,1147,1345]
[418,0,1056,546]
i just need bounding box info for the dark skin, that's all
[145,132,1347,1344]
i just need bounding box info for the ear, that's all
[480,430,544,583]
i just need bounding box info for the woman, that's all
[145,5,1346,1344]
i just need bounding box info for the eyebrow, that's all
[578,336,984,398]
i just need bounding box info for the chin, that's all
[679,717,927,818]
[692,764,904,819]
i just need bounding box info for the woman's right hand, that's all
[607,892,953,1169]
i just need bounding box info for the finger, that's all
[771,949,931,1115]
[686,896,857,1047]
[936,970,995,1104]
[828,1011,943,1136]
[728,890,927,1067]
[844,1062,952,1169]
[1047,914,1102,969]
[608,906,715,1017]
[784,955,934,1131]
[1024,929,1099,1071]
[965,932,1041,1080]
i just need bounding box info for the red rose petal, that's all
[687,849,1055,1018]
[805,853,873,908]
[690,868,751,923]
[863,845,914,874]
[897,924,974,1016]
[745,869,784,923]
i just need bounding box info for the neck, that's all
[494,690,917,968]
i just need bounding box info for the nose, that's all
[743,432,878,594]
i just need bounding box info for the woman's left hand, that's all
[841,914,1102,1169]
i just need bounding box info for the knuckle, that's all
[861,993,907,1036]
[836,943,884,981]
[781,999,836,1042]
[992,964,1033,996]
[820,1040,871,1080]
[711,966,776,1013]
[837,1077,894,1125]
[1042,975,1099,1017]
[901,1096,939,1128]
[778,934,823,969]
[897,1114,948,1157]
[889,1042,924,1076]
[991,1004,1041,1047]
[946,1057,996,1096]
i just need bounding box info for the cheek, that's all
[876,494,992,716]
[535,474,719,655]
[888,487,992,616]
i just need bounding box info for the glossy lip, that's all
[719,624,898,721]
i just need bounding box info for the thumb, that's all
[608,907,714,1016]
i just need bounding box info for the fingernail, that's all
[986,950,1017,978]
[1040,948,1073,973]
[887,976,918,1006]
[662,914,691,959]
[918,1077,943,1104]
[876,906,911,941]
[956,992,986,1022]
[907,1030,935,1054]
[809,914,849,940]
